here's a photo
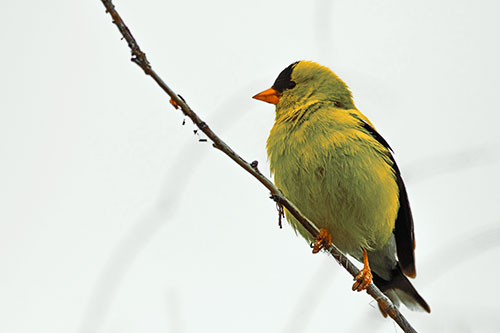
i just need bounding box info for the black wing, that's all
[359,120,416,278]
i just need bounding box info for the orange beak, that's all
[252,88,280,105]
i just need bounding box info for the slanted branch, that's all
[99,1,418,332]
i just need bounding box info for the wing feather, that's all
[357,119,416,277]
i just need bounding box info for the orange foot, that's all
[352,248,372,292]
[311,228,332,254]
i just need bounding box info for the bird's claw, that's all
[352,266,372,291]
[352,248,372,291]
[311,228,332,254]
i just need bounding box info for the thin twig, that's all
[99,1,418,332]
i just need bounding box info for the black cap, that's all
[272,61,299,93]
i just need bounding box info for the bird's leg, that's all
[352,248,372,292]
[311,228,332,254]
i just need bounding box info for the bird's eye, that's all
[288,81,296,89]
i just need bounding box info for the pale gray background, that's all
[1,0,499,332]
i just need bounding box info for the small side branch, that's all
[99,2,417,332]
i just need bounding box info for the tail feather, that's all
[372,266,430,313]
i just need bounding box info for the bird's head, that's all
[253,61,355,112]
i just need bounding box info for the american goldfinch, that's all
[253,61,430,313]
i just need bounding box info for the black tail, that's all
[373,266,430,313]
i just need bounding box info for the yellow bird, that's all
[253,61,430,313]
